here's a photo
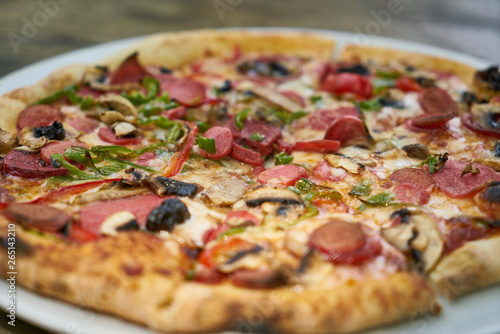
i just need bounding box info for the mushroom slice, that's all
[99,110,126,125]
[111,122,141,138]
[98,94,138,118]
[100,211,139,236]
[474,181,500,219]
[381,210,443,272]
[18,127,50,149]
[237,80,303,113]
[12,145,40,153]
[326,154,364,174]
[205,178,247,206]
[245,188,303,207]
[75,187,148,205]
[470,103,500,130]
[473,66,500,101]
[0,128,16,154]
[402,143,430,160]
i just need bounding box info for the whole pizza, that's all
[1,30,500,333]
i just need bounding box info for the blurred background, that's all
[0,0,499,78]
[0,0,499,333]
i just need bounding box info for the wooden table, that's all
[0,0,499,332]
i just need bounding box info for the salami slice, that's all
[66,117,99,134]
[17,105,62,131]
[5,203,70,232]
[393,183,430,205]
[160,106,187,120]
[308,107,358,131]
[3,150,68,178]
[198,126,233,159]
[294,140,341,153]
[240,120,282,155]
[109,52,150,84]
[78,193,167,235]
[418,87,458,115]
[432,160,500,198]
[159,77,206,107]
[98,127,142,146]
[324,115,366,146]
[229,144,263,166]
[308,220,381,264]
[40,141,89,165]
[388,168,435,188]
[257,164,306,187]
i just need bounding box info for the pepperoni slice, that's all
[202,223,230,245]
[76,85,103,99]
[294,140,341,153]
[3,150,68,178]
[229,144,263,166]
[77,193,167,235]
[17,105,62,131]
[198,126,233,159]
[308,220,381,264]
[308,107,358,131]
[98,127,142,146]
[395,76,422,92]
[257,164,306,187]
[109,52,150,84]
[40,141,89,165]
[320,73,373,99]
[404,118,449,133]
[240,120,282,155]
[443,217,494,254]
[313,160,347,182]
[232,268,283,289]
[159,77,206,107]
[393,183,430,205]
[225,210,260,225]
[5,203,70,232]
[411,112,455,129]
[418,87,458,115]
[279,90,305,107]
[160,106,187,120]
[432,160,500,198]
[388,168,435,188]
[324,115,366,146]
[66,117,99,134]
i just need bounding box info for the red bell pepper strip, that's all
[163,123,198,177]
[30,179,121,205]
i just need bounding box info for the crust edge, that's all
[338,44,478,85]
[430,235,500,300]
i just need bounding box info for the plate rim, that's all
[0,27,498,334]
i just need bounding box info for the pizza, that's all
[1,30,500,333]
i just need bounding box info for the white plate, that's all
[1,28,499,334]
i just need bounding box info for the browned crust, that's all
[150,273,439,333]
[0,223,185,325]
[0,64,92,134]
[0,30,334,136]
[430,235,500,300]
[101,29,335,70]
[0,222,439,333]
[339,44,477,85]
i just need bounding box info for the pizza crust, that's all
[339,44,477,85]
[430,235,500,300]
[0,222,186,325]
[0,64,92,134]
[101,29,336,70]
[149,273,439,333]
